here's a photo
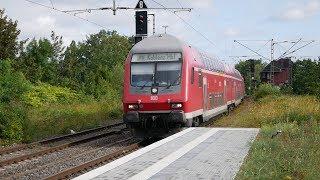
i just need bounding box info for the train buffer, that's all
[74,127,259,180]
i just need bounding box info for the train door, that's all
[233,81,236,100]
[235,82,238,100]
[203,76,208,113]
[223,79,227,104]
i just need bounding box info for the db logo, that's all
[151,96,158,101]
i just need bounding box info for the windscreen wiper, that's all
[165,74,181,89]
[140,74,154,90]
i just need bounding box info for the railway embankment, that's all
[0,60,123,146]
[210,95,320,179]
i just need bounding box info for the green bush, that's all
[0,60,30,103]
[26,99,122,140]
[292,60,320,96]
[280,85,293,95]
[23,83,83,107]
[0,60,30,142]
[0,105,27,142]
[253,83,281,100]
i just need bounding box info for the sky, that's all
[2,0,320,65]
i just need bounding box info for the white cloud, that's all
[36,16,56,28]
[224,28,239,37]
[186,0,213,9]
[2,0,218,50]
[279,0,320,21]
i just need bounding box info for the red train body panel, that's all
[122,34,244,137]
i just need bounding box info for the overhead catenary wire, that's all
[256,40,271,53]
[278,38,302,59]
[176,0,183,8]
[148,0,218,50]
[49,0,54,9]
[234,40,270,61]
[282,40,316,57]
[25,0,108,30]
[235,39,271,42]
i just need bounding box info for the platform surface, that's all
[74,127,259,180]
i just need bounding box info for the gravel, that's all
[0,131,132,179]
[18,139,136,180]
[0,124,126,162]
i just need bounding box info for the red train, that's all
[122,34,245,137]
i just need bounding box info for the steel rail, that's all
[9,137,134,179]
[45,143,141,180]
[0,122,124,155]
[0,129,125,167]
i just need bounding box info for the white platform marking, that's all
[73,128,195,180]
[128,128,219,180]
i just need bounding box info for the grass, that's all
[0,79,124,145]
[210,95,320,179]
[23,99,122,142]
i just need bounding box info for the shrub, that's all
[26,99,122,140]
[0,105,27,142]
[280,85,293,95]
[253,83,280,100]
[23,83,83,107]
[215,95,320,128]
[0,60,30,142]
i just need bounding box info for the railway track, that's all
[0,130,124,167]
[0,123,129,172]
[45,142,141,180]
[0,124,186,179]
[0,122,125,156]
[0,122,135,179]
[4,138,140,180]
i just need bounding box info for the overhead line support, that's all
[234,40,270,61]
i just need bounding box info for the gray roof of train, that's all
[130,34,188,54]
[130,34,241,77]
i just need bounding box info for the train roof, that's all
[199,52,242,79]
[131,34,243,79]
[130,34,187,54]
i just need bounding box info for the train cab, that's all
[122,34,191,137]
[122,34,245,138]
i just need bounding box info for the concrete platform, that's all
[74,127,259,180]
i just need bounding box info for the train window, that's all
[155,62,181,87]
[191,67,195,84]
[198,70,203,87]
[131,63,155,87]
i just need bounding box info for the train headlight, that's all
[128,104,139,110]
[151,87,158,94]
[171,103,183,109]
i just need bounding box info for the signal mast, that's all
[62,0,192,44]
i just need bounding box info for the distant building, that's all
[260,58,293,86]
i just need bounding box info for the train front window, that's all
[131,63,155,87]
[155,62,181,87]
[131,53,182,88]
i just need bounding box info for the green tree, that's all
[235,59,266,95]
[0,9,20,60]
[0,60,30,141]
[61,30,131,98]
[292,59,320,96]
[15,31,64,84]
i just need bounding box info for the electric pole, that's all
[270,39,274,84]
[62,0,192,44]
[233,38,315,85]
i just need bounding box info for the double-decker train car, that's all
[122,34,244,137]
